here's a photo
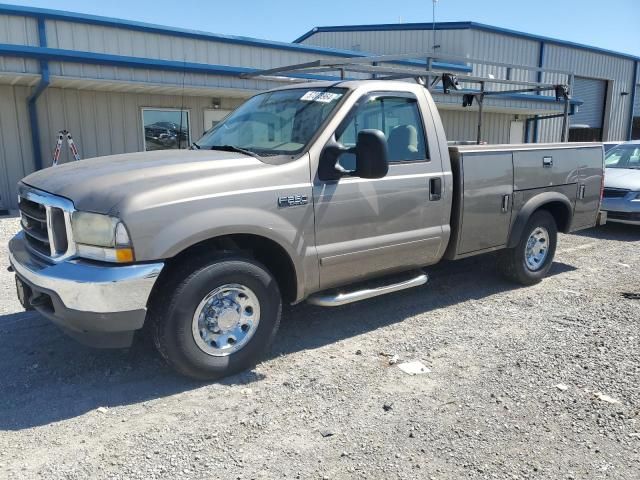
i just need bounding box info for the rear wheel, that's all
[150,255,282,380]
[498,210,557,285]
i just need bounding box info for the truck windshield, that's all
[195,87,346,158]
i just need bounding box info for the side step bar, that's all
[307,271,428,307]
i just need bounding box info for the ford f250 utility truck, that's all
[8,63,605,379]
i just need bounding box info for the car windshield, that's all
[195,87,346,158]
[605,144,640,169]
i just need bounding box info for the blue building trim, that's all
[0,43,347,81]
[532,41,546,143]
[0,3,470,73]
[0,42,582,108]
[26,17,48,171]
[629,61,638,140]
[294,21,640,62]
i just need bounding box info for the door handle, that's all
[579,184,586,199]
[429,177,442,201]
[501,194,511,213]
[543,156,553,168]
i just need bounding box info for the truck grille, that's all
[603,188,629,198]
[18,185,75,262]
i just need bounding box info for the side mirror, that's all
[355,129,389,179]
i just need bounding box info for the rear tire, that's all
[150,254,282,380]
[498,210,557,285]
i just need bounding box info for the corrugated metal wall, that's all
[299,29,470,57]
[302,29,541,85]
[0,14,40,76]
[0,85,34,210]
[43,19,355,92]
[539,44,636,142]
[303,29,637,143]
[439,109,521,144]
[35,87,244,165]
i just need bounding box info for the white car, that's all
[601,141,640,225]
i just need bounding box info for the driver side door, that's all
[312,91,448,289]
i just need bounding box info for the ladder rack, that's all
[241,52,574,143]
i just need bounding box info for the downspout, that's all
[531,41,545,143]
[27,17,49,171]
[628,60,638,141]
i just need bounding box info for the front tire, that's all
[498,210,558,285]
[150,254,282,380]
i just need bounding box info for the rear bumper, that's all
[8,231,164,347]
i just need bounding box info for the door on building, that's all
[312,92,449,289]
[203,109,231,135]
[509,120,524,144]
[569,77,607,142]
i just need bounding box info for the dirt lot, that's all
[0,216,639,480]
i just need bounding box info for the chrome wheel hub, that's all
[192,284,260,356]
[525,227,550,271]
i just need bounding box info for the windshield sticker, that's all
[300,91,343,103]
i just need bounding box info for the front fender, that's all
[507,191,573,248]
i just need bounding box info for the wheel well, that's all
[537,201,572,233]
[160,234,298,303]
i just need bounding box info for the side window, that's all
[336,95,428,169]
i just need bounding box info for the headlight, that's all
[71,212,134,263]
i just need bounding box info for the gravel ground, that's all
[0,216,639,480]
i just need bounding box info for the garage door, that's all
[570,77,607,141]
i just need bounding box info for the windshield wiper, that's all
[209,144,260,159]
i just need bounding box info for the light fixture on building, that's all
[211,97,221,109]
[620,91,629,96]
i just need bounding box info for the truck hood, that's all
[22,150,270,213]
[604,168,640,191]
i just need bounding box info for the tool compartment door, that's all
[457,152,514,254]
[572,146,605,229]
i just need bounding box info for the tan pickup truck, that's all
[8,79,604,379]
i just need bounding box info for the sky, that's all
[5,0,640,56]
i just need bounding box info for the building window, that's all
[141,108,190,151]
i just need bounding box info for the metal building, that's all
[295,22,639,144]
[0,5,638,213]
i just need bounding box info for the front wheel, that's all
[150,255,282,380]
[498,210,558,285]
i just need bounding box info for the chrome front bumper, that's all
[8,231,164,347]
[9,231,163,313]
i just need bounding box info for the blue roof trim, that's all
[0,3,470,73]
[0,43,349,81]
[294,22,640,62]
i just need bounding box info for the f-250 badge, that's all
[278,194,308,208]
